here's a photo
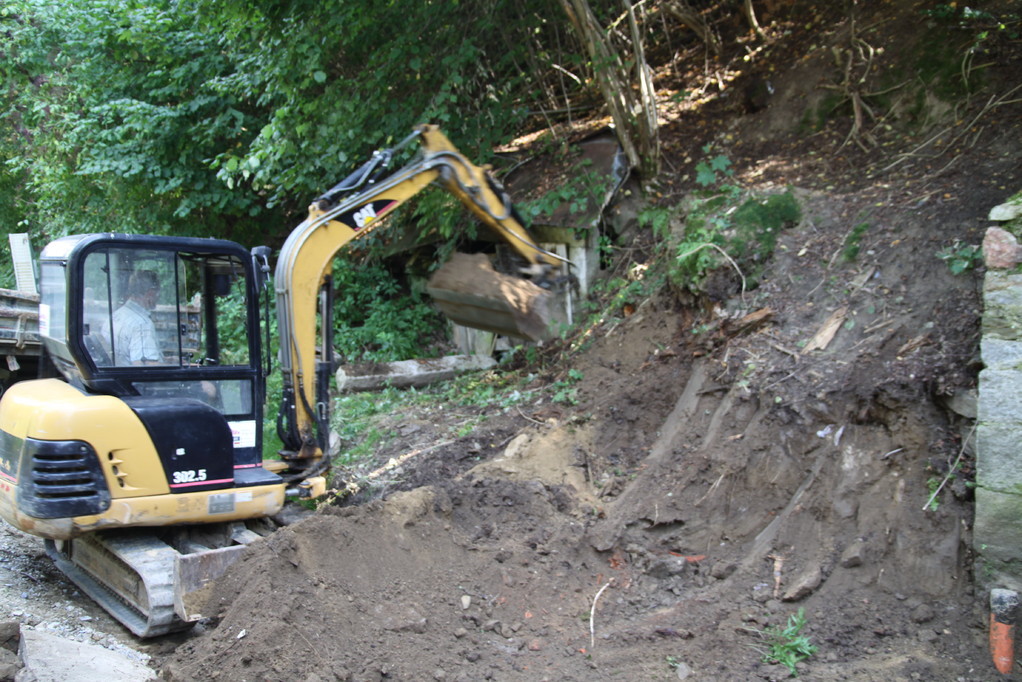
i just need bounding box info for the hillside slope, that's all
[159,2,1021,680]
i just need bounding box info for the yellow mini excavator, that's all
[0,125,567,636]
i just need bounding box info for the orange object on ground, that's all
[990,614,1014,674]
[990,589,1019,675]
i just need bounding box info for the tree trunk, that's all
[624,0,660,178]
[559,0,659,179]
[742,0,768,42]
[662,0,721,56]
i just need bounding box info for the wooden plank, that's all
[802,306,848,353]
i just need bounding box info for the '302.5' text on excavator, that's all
[0,125,568,636]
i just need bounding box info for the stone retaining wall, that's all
[976,194,1022,591]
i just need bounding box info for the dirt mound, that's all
[161,257,984,680]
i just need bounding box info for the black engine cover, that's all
[123,397,234,493]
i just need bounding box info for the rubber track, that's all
[46,533,193,638]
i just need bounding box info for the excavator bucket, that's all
[173,545,248,622]
[427,252,554,342]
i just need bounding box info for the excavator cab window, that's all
[39,235,263,420]
[76,247,254,374]
[82,248,181,367]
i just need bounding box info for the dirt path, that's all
[0,525,153,669]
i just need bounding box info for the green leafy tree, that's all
[0,1,275,244]
[201,0,551,213]
[1,0,582,251]
[330,259,445,362]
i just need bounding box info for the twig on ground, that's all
[695,470,728,506]
[763,370,798,391]
[332,439,455,499]
[763,338,799,359]
[768,553,784,598]
[590,579,614,649]
[863,317,896,334]
[921,424,975,512]
[516,405,545,426]
[0,565,39,583]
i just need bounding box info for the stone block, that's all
[982,338,1022,371]
[983,272,1022,339]
[990,195,1022,221]
[976,554,1022,594]
[942,388,978,419]
[978,368,1022,423]
[985,271,1022,298]
[975,487,1022,567]
[977,422,1022,490]
[984,227,1022,269]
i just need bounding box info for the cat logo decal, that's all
[339,200,398,230]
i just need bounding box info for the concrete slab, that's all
[17,629,155,681]
[336,354,496,393]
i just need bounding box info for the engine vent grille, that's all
[19,438,111,519]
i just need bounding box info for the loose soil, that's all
[4,2,1021,681]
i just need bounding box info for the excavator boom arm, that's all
[274,124,564,467]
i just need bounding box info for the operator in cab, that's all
[104,269,163,365]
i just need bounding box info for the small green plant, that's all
[841,222,871,262]
[646,145,802,296]
[670,191,800,295]
[550,368,583,405]
[438,370,530,408]
[455,418,482,437]
[936,241,982,275]
[758,608,817,677]
[638,205,673,239]
[925,476,943,511]
[694,145,735,189]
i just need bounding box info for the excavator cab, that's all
[0,234,285,540]
[42,235,258,393]
[34,233,274,492]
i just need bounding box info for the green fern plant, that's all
[758,608,817,677]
